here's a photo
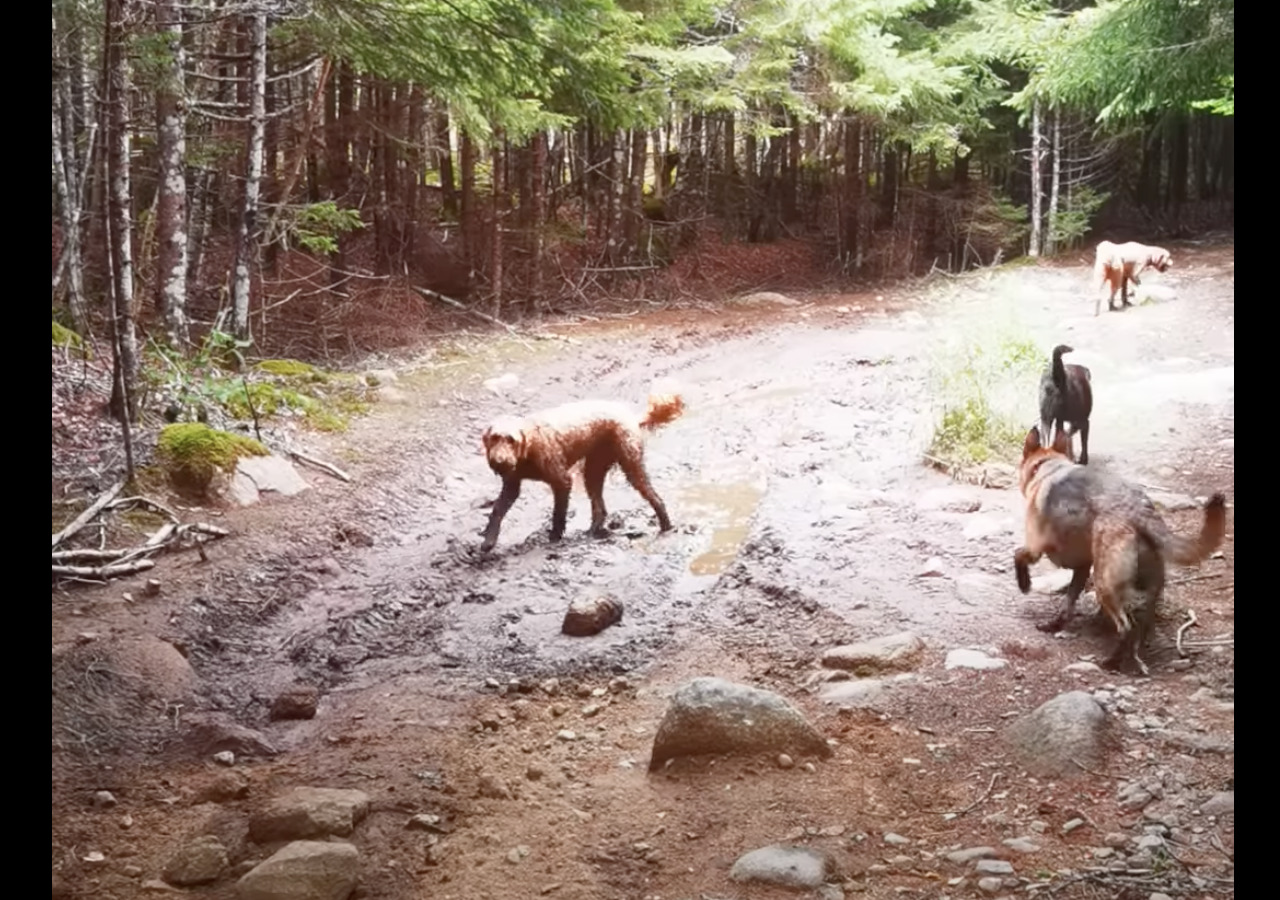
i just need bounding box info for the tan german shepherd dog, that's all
[1013,427,1226,674]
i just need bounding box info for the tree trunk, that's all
[877,142,899,231]
[1028,99,1044,257]
[230,10,267,340]
[626,128,646,256]
[328,64,352,199]
[1046,108,1061,255]
[841,118,860,265]
[1169,113,1189,211]
[435,109,458,219]
[489,133,505,317]
[530,130,547,301]
[784,116,801,223]
[604,130,622,262]
[460,130,477,287]
[104,0,139,428]
[154,0,189,348]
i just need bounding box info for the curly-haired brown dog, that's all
[1094,240,1173,316]
[479,388,685,553]
[1012,427,1226,674]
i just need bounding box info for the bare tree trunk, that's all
[1046,108,1062,255]
[460,130,477,289]
[1028,99,1044,258]
[530,130,547,300]
[155,0,189,348]
[105,0,139,432]
[435,109,458,219]
[489,133,505,317]
[841,118,860,266]
[231,10,267,340]
[626,128,646,256]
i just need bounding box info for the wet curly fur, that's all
[1038,344,1093,465]
[1094,240,1173,316]
[1012,427,1226,675]
[479,389,685,553]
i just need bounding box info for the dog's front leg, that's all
[480,479,522,552]
[1038,566,1090,633]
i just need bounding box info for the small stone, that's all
[195,770,250,803]
[1199,791,1234,817]
[144,579,162,596]
[556,730,577,742]
[977,876,1003,893]
[1093,847,1115,859]
[1136,834,1166,850]
[1062,818,1086,834]
[883,833,910,846]
[122,864,143,877]
[213,750,235,766]
[975,859,1013,875]
[821,632,926,673]
[946,847,996,864]
[248,787,370,842]
[507,845,530,864]
[945,649,1006,671]
[1029,820,1049,833]
[802,762,817,773]
[729,845,836,889]
[236,840,359,899]
[406,813,446,832]
[562,595,624,637]
[777,754,795,770]
[93,790,118,808]
[83,851,106,864]
[917,557,946,577]
[1148,894,1174,900]
[162,835,228,886]
[1065,661,1103,674]
[581,704,601,718]
[270,686,319,721]
[1103,832,1129,848]
[540,678,561,696]
[525,765,545,781]
[608,677,631,693]
[476,774,513,800]
[1002,838,1039,854]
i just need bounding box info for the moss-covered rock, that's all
[52,321,90,358]
[156,423,268,494]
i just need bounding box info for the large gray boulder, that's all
[730,845,837,889]
[1004,691,1111,778]
[649,678,830,771]
[236,841,358,900]
[248,787,370,842]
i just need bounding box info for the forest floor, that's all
[52,237,1235,900]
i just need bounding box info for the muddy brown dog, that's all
[479,388,685,553]
[1012,426,1226,674]
[1038,344,1093,464]
[1093,240,1173,315]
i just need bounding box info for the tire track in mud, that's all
[182,247,1234,720]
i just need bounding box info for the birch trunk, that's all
[1046,107,1061,255]
[1028,99,1044,258]
[231,10,267,340]
[105,0,139,429]
[155,0,189,348]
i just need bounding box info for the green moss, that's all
[157,423,268,493]
[52,321,82,347]
[257,358,328,381]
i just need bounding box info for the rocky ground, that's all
[52,239,1234,900]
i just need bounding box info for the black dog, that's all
[1038,344,1093,464]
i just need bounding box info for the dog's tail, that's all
[1162,493,1228,566]
[1050,344,1073,391]
[640,390,685,431]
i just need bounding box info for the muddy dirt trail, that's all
[52,243,1235,900]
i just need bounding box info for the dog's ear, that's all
[1051,428,1073,458]
[1023,426,1043,458]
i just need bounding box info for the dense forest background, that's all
[51,0,1234,382]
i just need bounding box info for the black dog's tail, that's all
[1050,344,1074,392]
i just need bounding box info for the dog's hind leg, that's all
[582,450,614,538]
[1076,419,1090,466]
[1037,566,1090,633]
[547,474,574,542]
[481,479,523,553]
[616,450,673,533]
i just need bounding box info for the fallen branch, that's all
[1176,609,1199,658]
[1170,572,1221,586]
[50,548,129,563]
[52,481,124,548]
[288,448,351,483]
[52,559,156,580]
[106,495,180,523]
[414,286,578,346]
[948,771,999,817]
